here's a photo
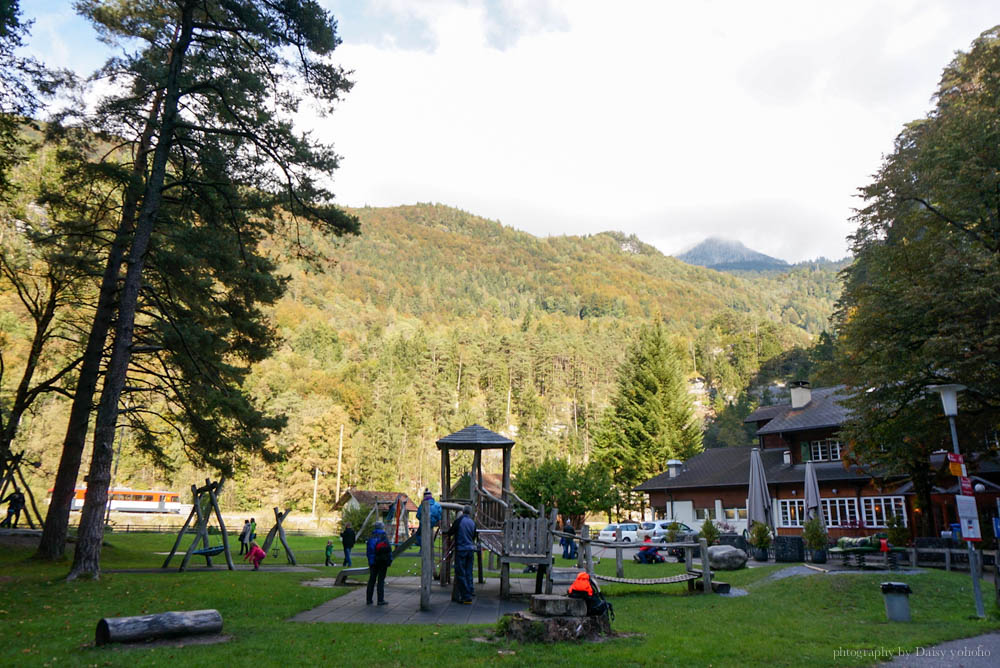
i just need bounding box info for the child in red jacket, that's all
[244,541,266,570]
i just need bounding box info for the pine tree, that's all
[594,322,702,510]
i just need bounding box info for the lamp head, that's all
[926,384,966,417]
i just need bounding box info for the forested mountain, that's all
[2,199,844,512]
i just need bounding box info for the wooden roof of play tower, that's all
[435,424,514,450]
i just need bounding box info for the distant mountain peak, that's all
[675,238,788,272]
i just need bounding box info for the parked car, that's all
[638,522,657,540]
[649,521,698,543]
[598,523,640,542]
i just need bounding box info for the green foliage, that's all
[340,503,374,542]
[834,27,1000,535]
[885,514,910,548]
[699,519,720,546]
[594,322,702,509]
[665,521,681,543]
[749,521,772,549]
[803,516,828,551]
[512,458,616,525]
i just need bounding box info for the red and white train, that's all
[51,487,187,514]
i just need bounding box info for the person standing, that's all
[340,521,356,567]
[249,517,257,543]
[415,489,441,554]
[366,521,392,605]
[445,505,478,604]
[325,539,335,566]
[561,520,577,560]
[0,487,26,528]
[238,519,251,555]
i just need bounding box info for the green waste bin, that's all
[880,581,912,622]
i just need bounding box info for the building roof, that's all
[436,424,515,450]
[334,489,418,512]
[747,386,850,435]
[635,446,872,492]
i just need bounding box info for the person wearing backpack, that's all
[340,521,356,567]
[366,521,392,605]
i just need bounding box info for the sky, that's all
[20,1,1000,262]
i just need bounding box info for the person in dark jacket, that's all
[561,520,577,559]
[366,521,391,605]
[340,522,356,567]
[0,487,25,528]
[444,505,478,603]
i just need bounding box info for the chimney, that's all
[790,380,812,409]
[783,450,792,465]
[667,459,684,478]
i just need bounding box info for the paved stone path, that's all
[881,632,1000,667]
[291,576,532,625]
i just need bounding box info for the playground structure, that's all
[334,425,720,606]
[162,478,235,571]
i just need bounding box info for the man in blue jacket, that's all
[366,521,392,605]
[445,505,478,603]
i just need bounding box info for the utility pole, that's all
[312,467,323,520]
[335,424,344,500]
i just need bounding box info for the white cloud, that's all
[313,0,998,262]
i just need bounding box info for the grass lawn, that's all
[1,532,998,667]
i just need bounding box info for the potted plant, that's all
[749,521,771,561]
[803,516,828,564]
[700,519,720,546]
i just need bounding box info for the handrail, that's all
[551,529,700,550]
[476,482,509,508]
[503,487,539,515]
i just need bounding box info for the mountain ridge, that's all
[675,237,789,271]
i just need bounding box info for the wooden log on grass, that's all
[95,609,222,645]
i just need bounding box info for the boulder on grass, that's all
[708,544,747,570]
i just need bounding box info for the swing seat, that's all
[192,545,225,557]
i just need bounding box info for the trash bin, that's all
[950,523,962,540]
[880,582,912,622]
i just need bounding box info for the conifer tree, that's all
[594,322,702,511]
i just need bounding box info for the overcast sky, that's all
[22,1,1000,262]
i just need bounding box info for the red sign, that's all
[947,453,964,464]
[960,477,974,496]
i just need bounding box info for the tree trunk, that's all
[910,465,935,537]
[36,85,167,562]
[67,4,195,580]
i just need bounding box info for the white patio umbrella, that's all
[804,460,825,527]
[747,447,773,530]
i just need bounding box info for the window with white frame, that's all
[861,496,907,528]
[695,507,713,520]
[821,497,859,527]
[724,507,748,521]
[810,438,842,461]
[778,499,805,527]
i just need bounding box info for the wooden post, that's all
[500,561,510,599]
[585,533,594,575]
[699,538,712,593]
[162,504,197,568]
[471,449,481,512]
[502,446,512,524]
[420,499,432,611]
[578,525,588,569]
[615,525,624,578]
[207,479,234,570]
[685,544,694,573]
[179,484,207,571]
[440,447,451,586]
[945,548,952,571]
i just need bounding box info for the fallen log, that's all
[95,609,223,646]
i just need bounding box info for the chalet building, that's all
[333,489,418,541]
[636,382,1000,540]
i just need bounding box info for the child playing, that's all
[244,540,266,570]
[325,539,335,566]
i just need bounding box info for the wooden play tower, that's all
[429,424,555,604]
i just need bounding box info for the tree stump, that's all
[499,611,611,643]
[95,609,223,645]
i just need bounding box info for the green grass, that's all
[1,534,998,667]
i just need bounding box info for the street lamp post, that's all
[926,384,985,619]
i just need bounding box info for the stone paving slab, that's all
[291,576,531,625]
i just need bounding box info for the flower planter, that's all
[753,547,769,561]
[810,549,827,564]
